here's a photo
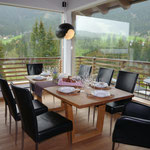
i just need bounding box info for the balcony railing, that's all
[0,56,150,87]
[75,57,150,87]
[0,57,61,82]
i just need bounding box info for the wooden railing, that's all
[0,57,61,82]
[75,57,150,86]
[0,56,150,86]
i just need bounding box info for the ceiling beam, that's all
[118,0,131,9]
[96,5,109,14]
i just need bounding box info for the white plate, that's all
[92,82,108,88]
[91,90,110,97]
[32,76,46,81]
[40,72,50,76]
[58,87,76,94]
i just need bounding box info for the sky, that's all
[76,15,129,37]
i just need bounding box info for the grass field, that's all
[1,35,22,44]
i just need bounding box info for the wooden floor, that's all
[0,95,148,150]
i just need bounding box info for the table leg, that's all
[36,95,42,102]
[96,104,106,133]
[65,103,75,140]
[64,103,106,143]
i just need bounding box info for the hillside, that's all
[0,5,61,36]
[0,0,150,37]
[93,0,150,36]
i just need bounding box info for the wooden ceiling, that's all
[75,0,147,16]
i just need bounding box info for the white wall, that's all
[68,0,108,11]
[63,10,73,75]
[0,0,63,12]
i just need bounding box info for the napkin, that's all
[93,82,108,88]
[91,90,110,97]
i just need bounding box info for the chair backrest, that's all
[78,65,92,79]
[27,63,43,75]
[0,78,18,120]
[11,84,38,141]
[115,71,139,93]
[96,68,114,85]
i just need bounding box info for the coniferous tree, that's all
[30,20,59,57]
[30,21,39,56]
[0,41,4,58]
[38,20,46,57]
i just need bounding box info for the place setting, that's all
[90,81,111,90]
[87,90,114,100]
[32,75,47,81]
[57,86,81,96]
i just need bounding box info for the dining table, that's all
[25,75,134,143]
[44,86,134,144]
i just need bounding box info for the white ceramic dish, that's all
[58,87,76,94]
[91,90,110,97]
[32,76,46,81]
[40,72,50,76]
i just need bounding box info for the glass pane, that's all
[0,5,62,81]
[0,5,62,58]
[75,0,150,61]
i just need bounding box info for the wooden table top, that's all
[44,86,134,108]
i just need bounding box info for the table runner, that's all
[34,81,57,97]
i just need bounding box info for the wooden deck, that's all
[0,95,149,150]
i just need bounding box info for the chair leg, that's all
[68,132,72,150]
[93,106,96,125]
[21,129,24,150]
[35,143,38,150]
[88,107,90,122]
[5,104,7,124]
[110,114,113,136]
[53,96,55,103]
[112,142,115,150]
[76,107,78,115]
[9,112,11,134]
[15,121,18,145]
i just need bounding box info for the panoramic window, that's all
[0,5,62,81]
[0,5,62,58]
[75,0,150,61]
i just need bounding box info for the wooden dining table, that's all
[25,75,134,143]
[44,86,134,144]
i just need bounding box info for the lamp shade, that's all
[56,23,75,40]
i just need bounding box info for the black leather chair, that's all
[96,68,114,85]
[0,78,48,144]
[106,71,138,135]
[78,64,92,79]
[26,63,43,92]
[91,68,114,124]
[76,65,92,114]
[27,63,43,75]
[11,85,73,150]
[112,101,150,150]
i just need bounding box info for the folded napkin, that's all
[92,82,108,88]
[91,90,110,97]
[58,79,83,87]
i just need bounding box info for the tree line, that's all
[0,20,60,58]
